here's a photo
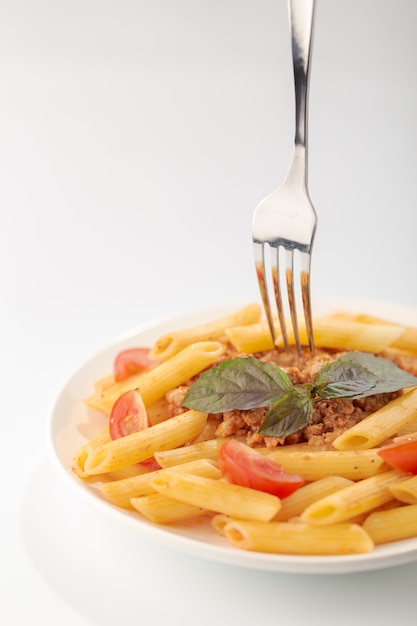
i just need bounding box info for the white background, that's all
[2,1,417,624]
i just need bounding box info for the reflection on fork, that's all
[252,0,317,355]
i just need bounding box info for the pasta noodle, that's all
[273,476,353,521]
[389,475,417,504]
[225,317,404,354]
[326,311,417,355]
[362,504,417,544]
[82,410,208,475]
[218,518,374,555]
[100,458,221,509]
[300,469,404,525]
[131,493,209,524]
[333,388,417,450]
[72,425,110,478]
[155,438,230,468]
[150,471,281,521]
[263,448,387,481]
[149,304,261,361]
[86,341,226,414]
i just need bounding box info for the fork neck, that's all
[289,0,315,183]
[288,143,308,189]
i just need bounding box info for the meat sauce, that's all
[166,346,417,449]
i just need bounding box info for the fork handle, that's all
[288,0,316,181]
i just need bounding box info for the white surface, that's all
[2,0,417,624]
[49,299,417,576]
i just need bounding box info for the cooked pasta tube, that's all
[333,387,417,450]
[86,341,226,414]
[263,448,387,481]
[218,519,374,555]
[82,410,208,475]
[273,476,353,521]
[106,464,155,481]
[309,318,404,352]
[146,397,171,425]
[99,458,221,508]
[72,425,110,478]
[329,312,417,354]
[155,438,229,468]
[300,469,405,525]
[150,472,281,521]
[94,374,114,393]
[389,475,417,504]
[211,514,233,536]
[131,493,209,523]
[362,504,417,544]
[395,423,417,438]
[226,318,404,354]
[149,304,261,361]
[225,322,275,352]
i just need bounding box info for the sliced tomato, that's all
[109,389,150,439]
[218,439,304,498]
[114,348,153,382]
[377,438,417,474]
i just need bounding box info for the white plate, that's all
[48,297,417,575]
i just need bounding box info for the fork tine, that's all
[272,245,290,352]
[253,241,278,348]
[285,249,302,355]
[300,251,315,355]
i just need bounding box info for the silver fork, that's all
[252,0,317,355]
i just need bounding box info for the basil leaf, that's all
[315,351,417,399]
[344,351,417,396]
[182,356,293,413]
[258,389,313,438]
[314,361,378,399]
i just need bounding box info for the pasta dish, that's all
[71,304,417,557]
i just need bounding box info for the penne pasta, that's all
[82,410,208,475]
[225,322,275,353]
[99,458,221,508]
[146,397,172,425]
[149,304,261,361]
[273,476,353,521]
[362,504,417,544]
[389,475,417,504]
[211,514,233,536]
[150,471,281,521]
[328,312,417,355]
[226,317,404,354]
[218,519,374,555]
[72,425,110,478]
[86,341,226,415]
[131,493,209,523]
[300,469,405,525]
[155,438,229,468]
[106,464,155,481]
[307,319,404,352]
[264,448,387,481]
[333,387,417,450]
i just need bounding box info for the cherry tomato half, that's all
[114,348,153,382]
[219,439,304,498]
[109,389,150,439]
[378,438,417,474]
